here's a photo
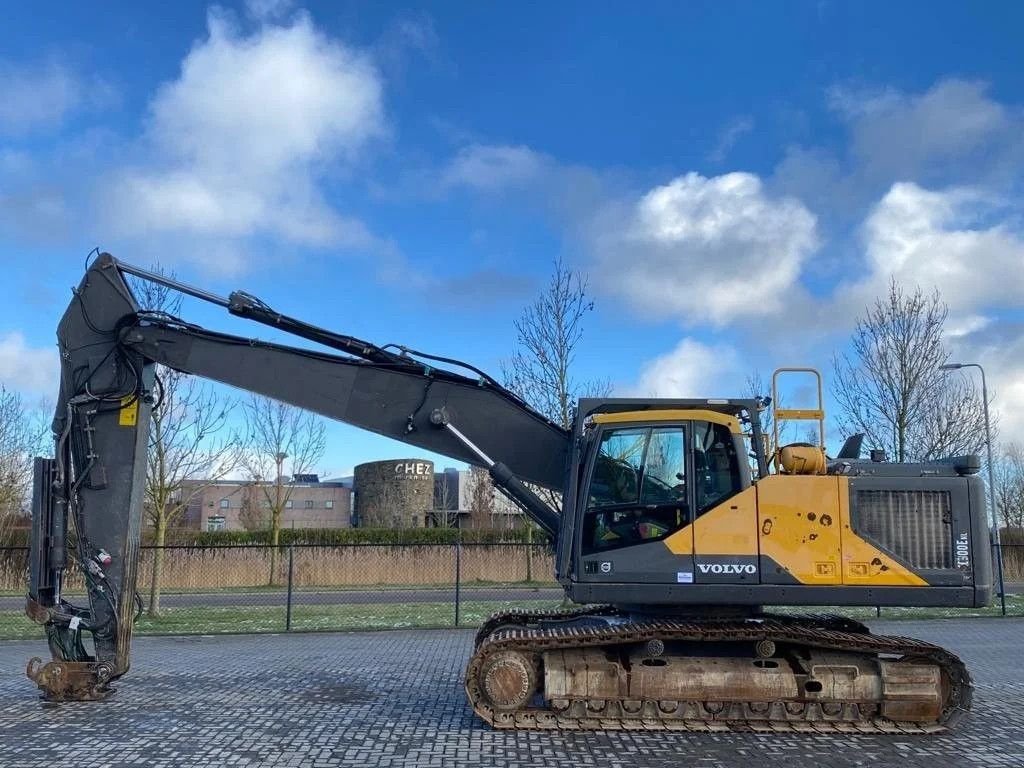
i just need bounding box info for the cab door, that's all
[577,424,695,584]
[689,420,760,584]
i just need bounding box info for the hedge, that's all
[2,525,551,549]
[151,526,551,547]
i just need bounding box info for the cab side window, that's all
[692,420,742,516]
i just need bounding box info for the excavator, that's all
[26,254,992,733]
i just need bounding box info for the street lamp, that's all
[939,362,1006,614]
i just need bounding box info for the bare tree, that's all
[503,259,610,515]
[468,466,495,530]
[363,478,417,528]
[145,372,240,613]
[133,271,242,616]
[242,395,326,582]
[994,442,1024,531]
[503,258,611,430]
[831,280,987,463]
[0,387,47,542]
[801,426,821,447]
[744,372,777,476]
[432,470,459,528]
[238,483,267,531]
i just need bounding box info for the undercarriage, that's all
[466,607,970,732]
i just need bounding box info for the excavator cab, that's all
[558,374,992,613]
[562,401,758,597]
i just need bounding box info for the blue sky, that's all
[1,1,1023,475]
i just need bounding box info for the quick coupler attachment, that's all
[26,657,116,701]
[25,596,116,701]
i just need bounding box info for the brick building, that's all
[177,477,351,532]
[168,461,535,533]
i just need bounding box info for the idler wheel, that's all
[480,651,538,711]
[755,640,776,658]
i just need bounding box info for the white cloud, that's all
[945,324,1024,440]
[945,315,992,339]
[774,79,1023,214]
[853,182,1024,314]
[590,172,818,326]
[244,0,294,21]
[441,144,547,191]
[708,116,754,163]
[829,79,1011,176]
[0,58,116,135]
[0,333,58,395]
[853,181,1024,440]
[628,338,741,398]
[106,10,385,255]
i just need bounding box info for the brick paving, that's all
[1,619,1022,767]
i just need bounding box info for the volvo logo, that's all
[697,563,757,575]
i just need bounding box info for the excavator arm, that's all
[26,253,569,700]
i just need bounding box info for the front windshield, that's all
[584,425,689,553]
[589,428,646,506]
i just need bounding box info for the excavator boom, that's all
[26,253,567,699]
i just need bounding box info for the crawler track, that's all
[466,607,971,733]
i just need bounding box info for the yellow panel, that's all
[756,475,842,584]
[836,477,928,586]
[663,520,694,555]
[692,486,759,556]
[118,395,139,427]
[591,409,740,434]
[663,487,759,557]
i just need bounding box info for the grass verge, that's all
[0,599,567,641]
[2,594,1021,642]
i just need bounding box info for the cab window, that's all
[583,425,689,554]
[692,420,742,515]
[588,428,645,506]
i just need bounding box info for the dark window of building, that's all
[305,499,314,509]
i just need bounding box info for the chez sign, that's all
[394,462,433,478]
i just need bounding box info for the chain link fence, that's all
[0,542,564,640]
[1,543,1021,640]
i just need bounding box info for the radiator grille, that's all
[853,490,953,569]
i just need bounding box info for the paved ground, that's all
[2,619,1022,768]
[0,587,563,610]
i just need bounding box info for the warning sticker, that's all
[119,395,139,426]
[676,571,694,584]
